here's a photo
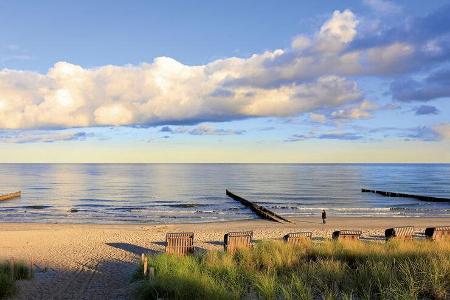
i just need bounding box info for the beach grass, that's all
[0,261,30,299]
[136,239,450,300]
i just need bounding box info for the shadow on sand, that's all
[148,242,208,255]
[152,241,166,247]
[20,258,138,299]
[205,240,224,247]
[106,243,159,255]
[361,235,385,242]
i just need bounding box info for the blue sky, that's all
[0,0,449,162]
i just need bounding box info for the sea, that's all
[0,164,449,224]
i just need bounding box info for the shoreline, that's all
[1,216,449,299]
[2,213,450,226]
[0,215,449,227]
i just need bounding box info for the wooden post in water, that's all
[0,191,21,201]
[362,188,450,203]
[225,190,291,223]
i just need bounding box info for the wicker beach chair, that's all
[424,226,450,241]
[283,232,312,245]
[332,230,362,240]
[224,231,253,252]
[165,232,194,255]
[385,226,414,240]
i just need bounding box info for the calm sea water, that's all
[0,164,449,224]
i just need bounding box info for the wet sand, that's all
[1,216,449,299]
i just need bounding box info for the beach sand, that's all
[1,216,449,299]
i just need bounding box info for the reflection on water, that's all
[0,164,449,224]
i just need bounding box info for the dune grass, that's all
[0,261,30,299]
[136,239,450,300]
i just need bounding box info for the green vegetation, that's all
[0,261,30,299]
[136,239,450,300]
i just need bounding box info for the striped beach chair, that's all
[224,231,253,252]
[425,226,450,241]
[165,232,194,255]
[332,230,362,240]
[385,226,414,240]
[283,232,312,245]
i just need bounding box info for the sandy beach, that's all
[1,216,449,299]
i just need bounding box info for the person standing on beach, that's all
[322,210,327,224]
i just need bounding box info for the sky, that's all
[0,0,449,163]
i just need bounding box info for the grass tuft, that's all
[0,261,31,299]
[136,240,450,300]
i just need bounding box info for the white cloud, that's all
[0,131,92,143]
[94,103,134,126]
[309,113,327,123]
[1,8,436,130]
[317,10,359,52]
[286,130,364,142]
[160,124,245,136]
[330,100,378,120]
[291,35,311,50]
[0,57,363,129]
[189,125,245,136]
[363,0,402,15]
[433,123,450,140]
[365,42,415,74]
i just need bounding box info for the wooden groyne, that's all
[226,190,291,223]
[0,191,21,201]
[361,188,450,203]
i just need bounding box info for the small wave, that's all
[109,206,145,211]
[268,205,298,210]
[165,203,209,208]
[294,207,392,212]
[195,210,217,214]
[160,215,193,219]
[227,206,244,210]
[75,204,109,208]
[0,208,20,212]
[132,209,197,214]
[23,205,52,210]
[390,207,450,212]
[78,198,115,202]
[196,196,224,201]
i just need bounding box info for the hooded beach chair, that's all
[283,232,312,245]
[224,231,253,252]
[332,230,362,240]
[165,232,194,255]
[385,226,414,240]
[425,226,450,241]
